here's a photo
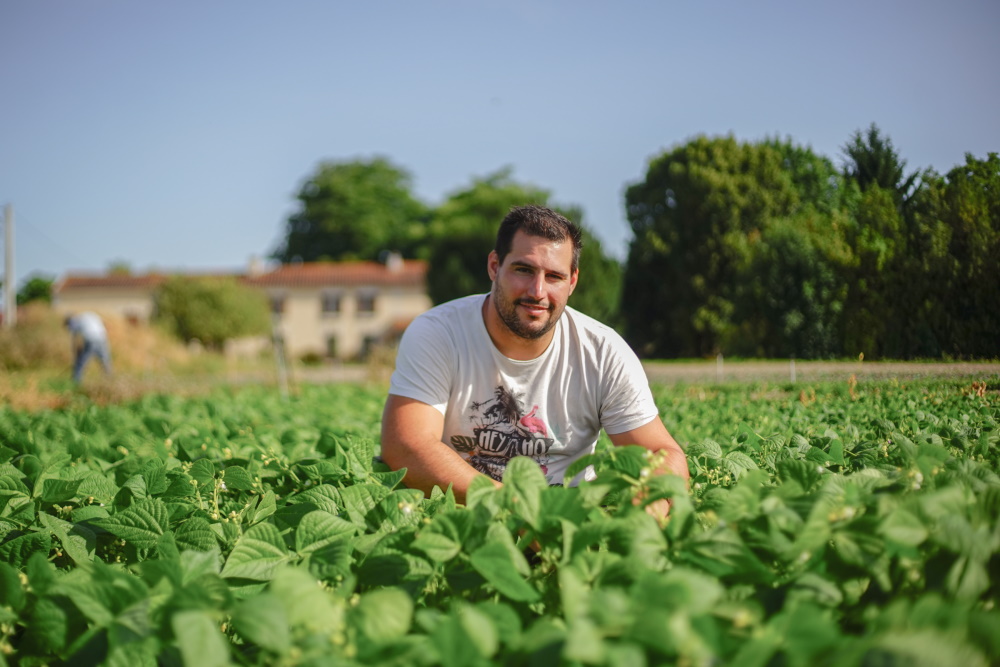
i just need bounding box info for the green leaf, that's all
[0,562,25,612]
[339,483,390,527]
[231,592,291,654]
[171,609,230,667]
[724,451,760,479]
[250,490,276,524]
[222,466,254,491]
[295,510,358,553]
[879,508,928,547]
[174,517,218,552]
[412,532,462,563]
[352,588,413,644]
[469,541,540,602]
[370,468,407,490]
[288,484,341,515]
[270,567,346,635]
[687,439,723,459]
[432,603,500,667]
[221,522,289,581]
[778,459,823,491]
[189,459,217,486]
[24,596,69,654]
[465,475,500,515]
[179,547,223,586]
[39,513,95,565]
[503,456,547,528]
[40,477,83,504]
[77,473,118,505]
[95,498,170,550]
[119,474,149,502]
[371,488,425,532]
[140,459,169,494]
[0,532,51,569]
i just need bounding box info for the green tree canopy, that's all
[16,274,54,306]
[624,135,850,358]
[931,152,1000,357]
[154,276,271,349]
[842,123,920,207]
[272,157,429,263]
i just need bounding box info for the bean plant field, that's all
[1,377,998,666]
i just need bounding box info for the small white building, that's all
[52,258,431,360]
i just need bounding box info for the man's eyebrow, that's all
[509,260,569,279]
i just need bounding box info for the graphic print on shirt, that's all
[449,385,554,482]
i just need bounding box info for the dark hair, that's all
[494,205,583,271]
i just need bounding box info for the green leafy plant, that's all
[0,379,997,665]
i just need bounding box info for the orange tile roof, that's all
[55,273,169,291]
[54,261,427,293]
[243,260,427,288]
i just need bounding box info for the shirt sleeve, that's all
[598,336,659,435]
[387,312,455,415]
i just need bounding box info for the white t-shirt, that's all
[388,294,659,485]
[67,312,108,343]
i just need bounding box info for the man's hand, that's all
[381,394,501,504]
[609,416,690,525]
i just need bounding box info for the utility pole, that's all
[2,204,14,329]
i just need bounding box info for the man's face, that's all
[488,230,578,340]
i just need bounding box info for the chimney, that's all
[385,251,403,273]
[247,255,264,277]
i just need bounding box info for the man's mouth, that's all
[517,300,550,315]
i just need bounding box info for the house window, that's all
[361,335,378,359]
[270,295,285,315]
[321,292,342,315]
[356,290,377,315]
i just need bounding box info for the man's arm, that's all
[608,416,689,521]
[380,394,501,504]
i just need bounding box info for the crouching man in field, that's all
[380,205,689,521]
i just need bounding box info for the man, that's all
[381,205,688,520]
[65,312,112,384]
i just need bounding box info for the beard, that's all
[491,280,563,340]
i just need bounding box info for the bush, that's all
[154,276,271,349]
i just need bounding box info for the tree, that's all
[734,211,851,358]
[424,168,546,305]
[16,274,54,305]
[154,276,271,349]
[842,123,919,208]
[425,168,622,325]
[272,157,429,263]
[933,153,1000,357]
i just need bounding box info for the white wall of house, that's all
[52,289,154,322]
[53,269,432,361]
[271,285,430,359]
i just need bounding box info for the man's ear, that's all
[568,268,579,295]
[487,251,499,281]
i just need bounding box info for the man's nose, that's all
[526,274,545,299]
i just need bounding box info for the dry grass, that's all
[0,304,282,411]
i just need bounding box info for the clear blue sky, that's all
[2,0,998,296]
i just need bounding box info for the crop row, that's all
[0,379,997,665]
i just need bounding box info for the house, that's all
[52,257,431,360]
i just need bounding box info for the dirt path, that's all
[641,360,1000,385]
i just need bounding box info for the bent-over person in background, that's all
[65,312,112,384]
